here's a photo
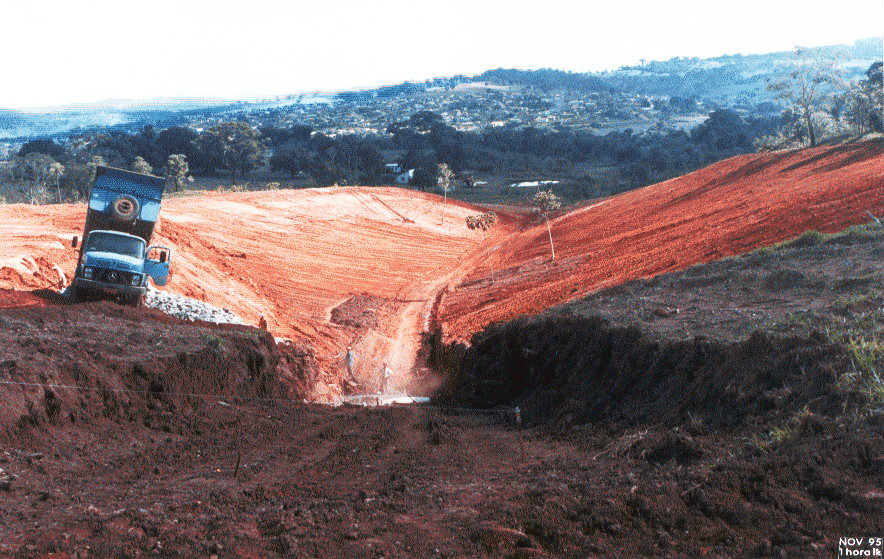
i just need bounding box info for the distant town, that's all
[0,38,880,206]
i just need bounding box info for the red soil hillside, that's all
[438,140,884,341]
[0,187,515,399]
[0,141,882,394]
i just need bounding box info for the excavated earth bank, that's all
[0,290,316,436]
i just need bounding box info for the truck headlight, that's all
[83,267,93,279]
[130,273,142,286]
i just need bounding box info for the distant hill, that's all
[600,37,882,107]
[474,68,613,93]
[0,100,244,141]
[1,37,879,141]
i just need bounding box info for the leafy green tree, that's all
[531,190,562,261]
[690,109,752,151]
[409,110,445,133]
[767,47,844,147]
[156,126,209,171]
[409,166,436,190]
[164,154,192,191]
[866,62,883,132]
[196,122,266,185]
[18,139,66,159]
[835,62,883,134]
[132,156,153,175]
[58,164,95,201]
[270,146,309,178]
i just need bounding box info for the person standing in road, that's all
[380,363,393,394]
[346,345,355,381]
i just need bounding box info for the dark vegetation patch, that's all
[432,316,855,429]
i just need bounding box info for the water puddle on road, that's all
[335,393,431,407]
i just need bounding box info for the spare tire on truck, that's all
[110,194,140,221]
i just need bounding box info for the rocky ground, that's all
[143,286,245,326]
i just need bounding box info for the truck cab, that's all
[72,230,170,306]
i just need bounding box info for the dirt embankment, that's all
[0,289,316,436]
[438,140,884,341]
[434,316,856,426]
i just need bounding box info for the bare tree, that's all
[48,161,65,203]
[437,163,454,224]
[768,47,845,147]
[531,190,562,261]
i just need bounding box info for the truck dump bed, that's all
[83,166,166,243]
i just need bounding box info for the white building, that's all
[509,180,560,188]
[395,169,414,185]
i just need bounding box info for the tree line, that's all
[1,59,879,205]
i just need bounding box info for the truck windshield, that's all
[86,232,144,258]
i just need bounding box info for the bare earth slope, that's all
[0,187,514,398]
[439,140,884,340]
[1,141,883,393]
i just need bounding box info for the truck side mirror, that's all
[159,251,167,263]
[71,236,78,248]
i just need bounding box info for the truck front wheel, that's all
[70,285,92,302]
[125,293,143,308]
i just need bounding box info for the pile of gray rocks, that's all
[144,286,246,326]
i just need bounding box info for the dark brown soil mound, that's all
[434,316,857,429]
[0,294,316,441]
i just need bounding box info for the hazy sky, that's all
[3,0,882,109]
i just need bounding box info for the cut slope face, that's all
[438,140,884,341]
[0,187,511,399]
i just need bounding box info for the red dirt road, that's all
[438,140,884,340]
[1,141,883,392]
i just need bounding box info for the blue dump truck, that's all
[70,166,171,307]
